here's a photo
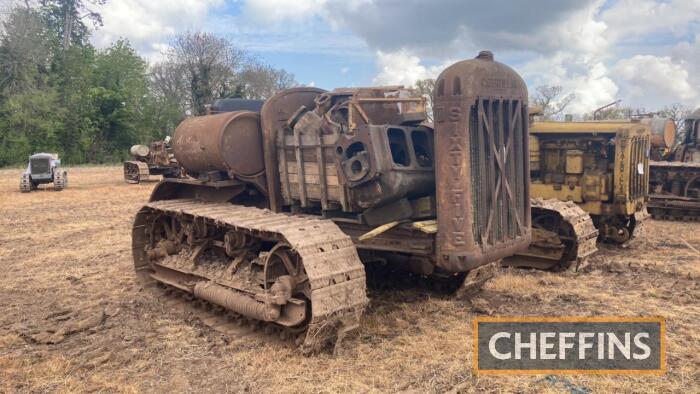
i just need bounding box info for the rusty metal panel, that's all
[261,87,327,212]
[433,51,531,272]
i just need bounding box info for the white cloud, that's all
[241,0,328,23]
[613,55,697,107]
[521,55,618,114]
[86,0,700,112]
[671,34,700,107]
[372,50,453,87]
[601,0,700,41]
[365,0,698,114]
[91,0,223,62]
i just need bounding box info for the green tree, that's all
[40,0,105,50]
[0,5,297,166]
[50,44,97,162]
[88,39,151,162]
[0,7,62,166]
[0,7,54,96]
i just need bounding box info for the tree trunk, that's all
[63,1,74,50]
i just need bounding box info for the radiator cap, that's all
[476,50,494,61]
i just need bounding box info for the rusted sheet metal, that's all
[334,123,435,211]
[264,85,431,214]
[432,51,531,272]
[173,111,264,178]
[261,87,327,212]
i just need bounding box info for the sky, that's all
[83,0,700,114]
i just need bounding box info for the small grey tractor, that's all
[20,153,68,192]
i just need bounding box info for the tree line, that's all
[0,1,297,166]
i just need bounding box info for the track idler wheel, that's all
[262,243,309,327]
[605,226,630,244]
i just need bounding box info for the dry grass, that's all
[0,166,698,393]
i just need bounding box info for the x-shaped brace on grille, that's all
[480,100,524,245]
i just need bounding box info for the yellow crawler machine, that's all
[507,121,650,270]
[530,121,650,240]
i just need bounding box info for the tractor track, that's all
[133,199,369,353]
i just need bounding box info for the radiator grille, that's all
[627,136,649,201]
[30,158,50,175]
[469,98,528,247]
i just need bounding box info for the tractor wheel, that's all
[53,170,67,191]
[19,174,31,193]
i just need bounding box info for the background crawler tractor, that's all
[132,51,532,353]
[124,138,184,184]
[505,120,651,270]
[649,108,700,220]
[20,153,67,192]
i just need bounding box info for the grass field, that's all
[0,166,698,393]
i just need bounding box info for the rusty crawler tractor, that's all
[20,153,67,192]
[132,51,532,353]
[649,109,700,220]
[506,120,651,270]
[124,138,183,184]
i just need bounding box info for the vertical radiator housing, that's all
[433,51,531,272]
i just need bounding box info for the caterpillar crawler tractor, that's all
[132,51,532,353]
[649,109,700,220]
[20,153,67,192]
[124,138,184,184]
[506,120,651,270]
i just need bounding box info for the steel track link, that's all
[124,161,150,184]
[134,199,369,353]
[532,198,599,265]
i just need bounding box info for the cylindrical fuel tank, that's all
[130,145,150,158]
[640,118,675,148]
[173,111,263,177]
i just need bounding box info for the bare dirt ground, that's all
[0,166,698,393]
